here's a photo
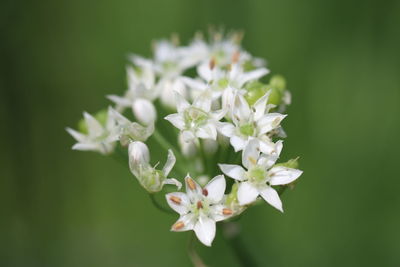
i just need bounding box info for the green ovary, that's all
[247,167,267,184]
[184,107,209,128]
[239,123,255,136]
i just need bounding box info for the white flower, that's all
[165,92,225,142]
[129,141,181,193]
[66,107,119,155]
[181,63,268,102]
[166,175,233,246]
[109,108,154,146]
[218,92,286,154]
[107,65,158,125]
[219,140,302,211]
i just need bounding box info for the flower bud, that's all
[128,141,150,175]
[178,132,197,158]
[132,98,157,125]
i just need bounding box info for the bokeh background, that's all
[1,0,400,266]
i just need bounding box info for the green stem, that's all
[149,194,174,215]
[152,130,188,176]
[187,232,207,267]
[222,222,258,267]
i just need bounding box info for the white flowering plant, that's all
[67,30,302,265]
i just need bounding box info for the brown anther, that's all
[226,64,232,71]
[187,178,197,190]
[169,196,181,205]
[222,208,233,215]
[202,188,208,196]
[172,221,185,230]
[209,58,216,70]
[197,201,203,209]
[232,51,240,63]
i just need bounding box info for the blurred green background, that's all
[1,0,400,266]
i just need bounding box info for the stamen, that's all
[232,51,240,63]
[197,201,203,209]
[187,178,197,190]
[222,208,233,215]
[209,58,216,70]
[172,221,185,230]
[202,188,208,196]
[169,196,181,205]
[249,157,257,165]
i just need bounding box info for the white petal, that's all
[185,175,202,201]
[164,113,185,130]
[193,92,212,112]
[194,216,216,247]
[107,95,132,108]
[259,138,277,155]
[269,166,303,186]
[197,62,213,82]
[163,178,182,190]
[237,182,259,205]
[230,135,247,152]
[66,127,86,142]
[218,164,246,181]
[204,175,226,203]
[72,143,99,151]
[217,122,235,137]
[210,204,233,222]
[238,68,269,87]
[128,141,150,169]
[253,90,271,121]
[196,124,217,140]
[165,192,190,215]
[181,77,207,91]
[83,112,103,137]
[171,213,195,232]
[259,186,283,212]
[132,99,157,125]
[175,91,190,113]
[211,109,227,121]
[232,95,251,122]
[257,113,287,135]
[162,149,176,176]
[242,139,260,169]
[182,130,196,142]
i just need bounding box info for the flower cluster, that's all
[67,31,302,247]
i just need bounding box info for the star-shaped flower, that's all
[219,140,302,211]
[166,175,233,246]
[66,107,119,155]
[165,92,225,142]
[218,92,286,154]
[107,64,159,125]
[129,141,181,193]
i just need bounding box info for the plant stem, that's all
[149,194,174,215]
[222,222,258,267]
[187,232,207,267]
[152,129,188,175]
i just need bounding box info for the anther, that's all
[232,51,240,63]
[172,221,185,230]
[209,58,216,70]
[187,178,197,190]
[222,208,233,215]
[169,196,181,205]
[202,188,208,196]
[197,201,203,209]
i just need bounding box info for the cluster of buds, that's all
[67,30,302,247]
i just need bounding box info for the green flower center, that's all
[184,107,209,128]
[239,123,255,136]
[246,167,267,184]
